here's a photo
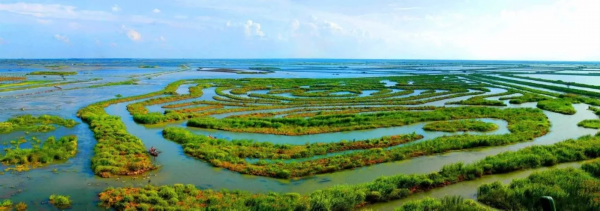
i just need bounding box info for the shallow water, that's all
[520,74,600,86]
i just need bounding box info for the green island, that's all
[578,119,600,129]
[1,135,78,171]
[27,71,77,76]
[86,79,139,88]
[577,106,600,129]
[49,194,73,209]
[0,115,78,134]
[0,199,27,211]
[422,120,499,132]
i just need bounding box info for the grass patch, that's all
[578,119,600,129]
[1,135,77,171]
[536,98,576,115]
[27,71,77,76]
[423,120,498,132]
[0,115,78,134]
[49,194,72,209]
[98,134,600,210]
[87,79,138,88]
[478,159,600,210]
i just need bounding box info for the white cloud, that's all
[244,20,265,37]
[0,3,116,21]
[36,19,51,24]
[127,30,142,41]
[153,8,161,13]
[160,36,166,42]
[111,5,121,12]
[121,25,142,41]
[226,21,231,27]
[54,34,69,43]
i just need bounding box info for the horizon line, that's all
[0,58,599,63]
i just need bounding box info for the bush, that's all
[49,194,72,209]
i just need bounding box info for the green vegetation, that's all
[99,134,600,210]
[138,65,158,68]
[478,161,600,210]
[187,107,545,136]
[172,107,550,178]
[0,115,78,134]
[536,98,576,115]
[49,194,72,209]
[0,80,49,88]
[27,71,77,76]
[395,196,489,211]
[446,90,514,106]
[128,83,211,124]
[1,135,77,171]
[499,93,550,104]
[87,79,138,88]
[76,80,194,177]
[78,103,156,177]
[578,119,600,129]
[163,127,424,178]
[0,78,101,93]
[0,199,27,211]
[423,120,499,132]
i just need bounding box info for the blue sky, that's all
[0,0,599,60]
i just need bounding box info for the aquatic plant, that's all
[87,79,138,88]
[536,98,576,115]
[423,120,498,132]
[187,107,546,136]
[0,135,77,170]
[166,107,550,178]
[478,166,600,210]
[395,196,489,211]
[49,194,72,209]
[76,80,194,177]
[0,114,77,134]
[578,119,600,129]
[99,134,600,210]
[138,65,158,68]
[27,71,77,76]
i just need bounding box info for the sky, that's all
[0,0,599,60]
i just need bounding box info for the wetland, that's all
[1,59,600,210]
